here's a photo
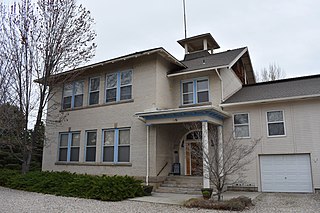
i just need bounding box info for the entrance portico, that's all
[136,106,229,188]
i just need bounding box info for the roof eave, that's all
[167,65,228,77]
[220,94,320,107]
[36,47,186,84]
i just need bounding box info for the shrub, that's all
[0,169,144,201]
[184,196,253,211]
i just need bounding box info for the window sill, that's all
[55,162,132,166]
[267,135,286,138]
[60,99,134,112]
[179,102,212,108]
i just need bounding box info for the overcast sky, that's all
[2,0,319,78]
[76,0,320,78]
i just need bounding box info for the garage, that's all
[260,154,313,192]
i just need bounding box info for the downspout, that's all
[146,125,150,185]
[215,69,224,102]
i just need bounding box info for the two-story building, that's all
[42,33,320,193]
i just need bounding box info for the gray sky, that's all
[78,0,320,78]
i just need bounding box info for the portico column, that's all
[146,124,151,186]
[202,121,210,188]
[217,125,223,177]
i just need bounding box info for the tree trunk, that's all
[21,149,32,174]
[217,189,222,201]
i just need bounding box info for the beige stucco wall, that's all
[220,68,242,101]
[170,69,222,108]
[222,98,320,191]
[43,56,160,177]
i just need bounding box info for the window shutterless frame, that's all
[105,70,133,103]
[181,77,209,106]
[101,128,130,163]
[84,130,97,162]
[58,131,81,162]
[232,113,251,139]
[62,81,84,110]
[88,77,100,105]
[266,110,286,137]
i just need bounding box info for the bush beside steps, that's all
[0,169,146,201]
[184,196,253,211]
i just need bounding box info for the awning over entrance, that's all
[135,105,230,125]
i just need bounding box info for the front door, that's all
[185,142,203,176]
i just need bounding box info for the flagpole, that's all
[183,0,187,38]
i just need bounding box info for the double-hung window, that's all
[106,70,132,103]
[182,78,209,105]
[102,128,130,163]
[233,113,250,138]
[267,110,285,136]
[58,132,80,162]
[89,77,100,105]
[85,131,97,162]
[62,81,84,109]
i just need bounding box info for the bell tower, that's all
[177,33,220,55]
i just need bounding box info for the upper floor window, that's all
[102,128,130,163]
[89,77,100,105]
[58,132,80,162]
[182,78,209,105]
[63,81,84,109]
[106,70,132,103]
[233,113,250,138]
[267,110,285,137]
[85,130,97,162]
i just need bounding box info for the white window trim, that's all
[266,110,286,137]
[101,128,131,163]
[84,130,97,162]
[233,112,251,139]
[105,70,133,103]
[62,80,84,110]
[58,131,81,162]
[181,77,210,106]
[88,77,100,105]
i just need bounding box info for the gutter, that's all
[220,94,320,107]
[135,105,230,117]
[167,65,228,77]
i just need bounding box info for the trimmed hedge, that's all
[184,196,253,211]
[0,170,144,201]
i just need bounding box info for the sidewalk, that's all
[129,191,261,205]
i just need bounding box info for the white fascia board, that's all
[136,105,230,117]
[220,94,320,107]
[167,66,227,77]
[227,47,248,69]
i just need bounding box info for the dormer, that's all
[177,33,220,55]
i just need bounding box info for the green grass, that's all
[0,169,144,201]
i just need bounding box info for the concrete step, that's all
[155,186,202,195]
[161,183,202,188]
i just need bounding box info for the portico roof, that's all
[135,105,230,125]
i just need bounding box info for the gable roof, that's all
[222,74,320,106]
[167,47,249,76]
[36,47,185,83]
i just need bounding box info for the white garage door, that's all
[260,154,313,192]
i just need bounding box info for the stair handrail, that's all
[157,161,168,176]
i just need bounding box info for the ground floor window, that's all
[58,132,80,162]
[102,128,130,163]
[85,131,97,162]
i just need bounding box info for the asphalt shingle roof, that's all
[223,75,320,104]
[168,47,247,75]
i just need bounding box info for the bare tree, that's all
[255,63,286,82]
[0,0,96,173]
[185,122,260,201]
